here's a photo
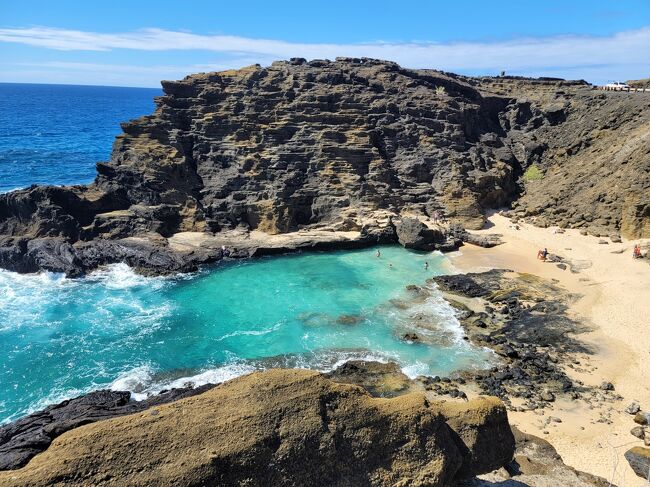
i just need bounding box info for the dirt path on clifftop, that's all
[449,213,650,486]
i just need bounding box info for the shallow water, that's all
[0,246,493,424]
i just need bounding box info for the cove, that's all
[0,246,493,424]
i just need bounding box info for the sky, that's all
[0,0,649,87]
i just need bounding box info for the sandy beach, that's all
[449,213,650,486]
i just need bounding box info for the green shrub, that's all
[435,86,446,96]
[523,164,543,181]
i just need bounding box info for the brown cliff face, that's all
[0,58,647,275]
[471,76,650,238]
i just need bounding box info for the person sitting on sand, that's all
[633,244,642,259]
[537,248,548,261]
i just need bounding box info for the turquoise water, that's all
[0,246,493,424]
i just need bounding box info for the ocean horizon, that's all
[0,82,161,193]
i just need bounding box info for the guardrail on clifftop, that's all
[597,86,649,92]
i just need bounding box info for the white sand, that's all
[449,213,650,486]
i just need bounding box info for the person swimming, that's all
[424,261,429,269]
[376,249,381,258]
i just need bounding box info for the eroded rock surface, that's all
[1,58,646,275]
[0,385,215,470]
[0,369,515,486]
[462,426,611,486]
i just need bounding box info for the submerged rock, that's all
[0,369,515,486]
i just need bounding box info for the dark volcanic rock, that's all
[395,217,444,250]
[5,59,642,275]
[625,447,650,479]
[0,385,214,470]
[325,360,412,397]
[431,269,595,409]
[0,59,647,275]
[433,273,491,298]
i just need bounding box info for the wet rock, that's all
[431,274,489,298]
[335,314,363,325]
[402,332,421,342]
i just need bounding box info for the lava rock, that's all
[395,218,444,251]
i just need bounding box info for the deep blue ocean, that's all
[0,84,493,424]
[0,83,161,192]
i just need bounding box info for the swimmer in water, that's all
[424,261,429,269]
[376,249,381,257]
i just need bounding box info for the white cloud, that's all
[0,26,648,85]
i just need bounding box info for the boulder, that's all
[395,218,443,251]
[325,360,413,398]
[599,381,614,391]
[635,412,650,425]
[0,369,515,487]
[625,446,650,479]
[438,396,515,478]
[631,426,646,439]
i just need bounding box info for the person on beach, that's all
[537,248,548,261]
[633,244,642,259]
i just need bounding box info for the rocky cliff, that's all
[0,369,516,487]
[0,58,647,275]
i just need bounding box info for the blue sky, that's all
[1,0,649,87]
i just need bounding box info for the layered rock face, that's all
[470,76,650,238]
[0,369,515,486]
[0,58,647,275]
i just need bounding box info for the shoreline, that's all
[1,219,648,483]
[448,213,650,486]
